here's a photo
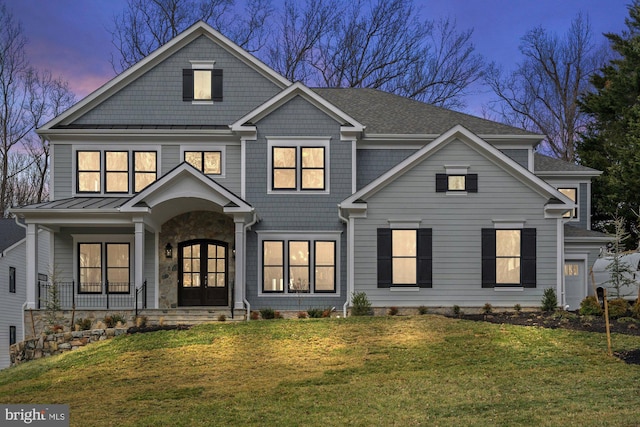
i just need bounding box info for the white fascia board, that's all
[342,124,575,207]
[231,82,364,133]
[42,129,235,140]
[39,21,291,132]
[535,170,603,178]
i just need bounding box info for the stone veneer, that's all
[10,328,128,366]
[158,211,235,308]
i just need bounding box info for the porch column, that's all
[25,223,38,309]
[234,218,245,310]
[134,220,145,291]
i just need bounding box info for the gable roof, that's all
[341,125,574,215]
[232,82,364,138]
[314,88,539,137]
[39,21,291,132]
[0,219,25,252]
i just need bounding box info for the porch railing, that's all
[38,280,147,311]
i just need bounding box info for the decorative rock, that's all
[72,331,84,338]
[58,343,71,350]
[106,328,116,337]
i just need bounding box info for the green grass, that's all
[1,315,639,426]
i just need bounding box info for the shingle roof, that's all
[0,219,25,251]
[534,153,600,174]
[313,87,537,136]
[565,224,610,239]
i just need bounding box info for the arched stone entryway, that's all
[158,211,235,308]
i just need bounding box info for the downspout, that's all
[243,210,258,320]
[337,205,351,317]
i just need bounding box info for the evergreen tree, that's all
[578,1,640,246]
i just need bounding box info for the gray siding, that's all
[0,231,49,369]
[500,149,529,168]
[53,144,72,200]
[353,138,558,308]
[357,149,416,190]
[162,145,180,175]
[578,183,588,229]
[72,36,281,126]
[244,96,350,309]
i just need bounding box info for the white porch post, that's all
[234,218,245,310]
[25,223,38,309]
[134,220,146,292]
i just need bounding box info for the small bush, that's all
[351,292,372,316]
[541,288,558,312]
[579,296,602,316]
[103,314,127,328]
[616,316,638,324]
[388,306,399,316]
[482,303,493,315]
[297,311,308,319]
[274,311,284,319]
[75,318,92,331]
[418,306,428,315]
[513,304,522,314]
[260,308,276,320]
[135,316,148,328]
[632,301,640,319]
[307,308,323,318]
[607,298,629,319]
[250,311,260,320]
[217,314,226,322]
[322,307,333,318]
[452,305,461,316]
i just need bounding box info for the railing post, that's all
[144,280,147,309]
[106,280,110,310]
[72,280,76,309]
[37,280,41,309]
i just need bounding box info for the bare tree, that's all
[484,13,605,161]
[110,0,273,73]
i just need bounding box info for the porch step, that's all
[137,308,244,325]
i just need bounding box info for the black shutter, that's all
[521,228,536,288]
[377,228,392,288]
[435,174,447,192]
[417,228,432,288]
[212,69,223,101]
[466,174,478,192]
[481,228,496,288]
[182,69,194,101]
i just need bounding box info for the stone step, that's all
[137,308,245,325]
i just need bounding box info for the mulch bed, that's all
[126,324,191,334]
[449,311,640,364]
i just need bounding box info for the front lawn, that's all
[0,315,638,426]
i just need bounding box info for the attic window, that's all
[183,61,223,103]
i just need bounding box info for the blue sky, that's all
[7,0,633,114]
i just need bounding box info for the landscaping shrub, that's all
[632,301,640,319]
[482,303,493,314]
[321,308,333,318]
[607,298,629,319]
[297,311,308,319]
[513,304,522,314]
[541,288,558,312]
[260,308,276,320]
[388,307,399,316]
[307,308,324,318]
[579,296,602,316]
[249,311,260,320]
[418,306,428,315]
[103,313,127,328]
[217,314,227,322]
[452,305,461,316]
[75,318,92,331]
[351,292,372,316]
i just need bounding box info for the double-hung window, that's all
[268,139,329,193]
[78,242,131,294]
[182,61,223,102]
[261,234,338,294]
[106,151,129,193]
[134,151,157,192]
[77,151,101,193]
[377,228,432,288]
[482,228,536,288]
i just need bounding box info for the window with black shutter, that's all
[481,228,536,288]
[436,173,478,192]
[377,228,432,288]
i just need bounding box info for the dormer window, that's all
[183,61,223,103]
[558,187,578,219]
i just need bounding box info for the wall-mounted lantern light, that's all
[165,243,173,259]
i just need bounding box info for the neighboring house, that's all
[0,219,49,369]
[10,21,608,323]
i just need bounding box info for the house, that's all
[10,21,609,328]
[0,219,49,369]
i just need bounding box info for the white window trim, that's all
[557,186,580,222]
[443,164,470,195]
[267,137,331,194]
[180,144,226,178]
[257,231,341,296]
[72,234,135,287]
[72,145,161,196]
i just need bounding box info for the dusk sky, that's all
[6,0,634,114]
